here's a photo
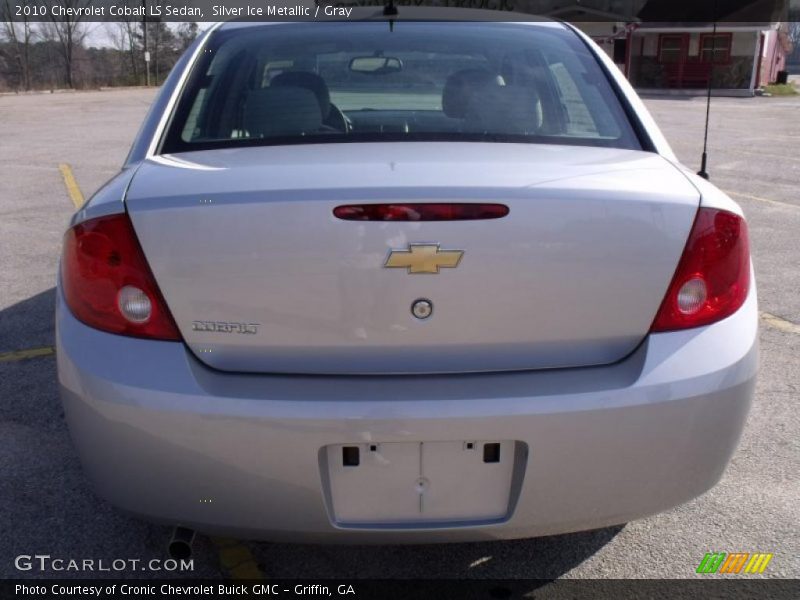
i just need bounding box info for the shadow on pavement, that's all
[0,288,56,353]
[249,524,624,581]
[0,289,218,579]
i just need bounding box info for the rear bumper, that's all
[56,285,758,543]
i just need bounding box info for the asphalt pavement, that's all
[1,88,798,581]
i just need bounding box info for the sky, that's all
[83,21,214,49]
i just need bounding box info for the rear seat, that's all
[463,85,543,135]
[243,86,323,137]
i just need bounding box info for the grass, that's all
[762,83,798,96]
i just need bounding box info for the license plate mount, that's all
[323,440,520,526]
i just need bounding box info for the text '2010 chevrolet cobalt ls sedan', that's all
[57,15,756,543]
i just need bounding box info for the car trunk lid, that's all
[125,142,699,374]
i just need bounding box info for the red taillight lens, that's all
[651,208,750,332]
[333,203,509,221]
[61,213,181,340]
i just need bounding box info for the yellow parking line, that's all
[727,191,798,210]
[0,346,55,363]
[211,538,264,580]
[761,312,800,335]
[58,163,85,209]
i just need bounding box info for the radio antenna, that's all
[697,0,719,180]
[383,0,398,16]
[383,0,398,33]
[384,0,398,31]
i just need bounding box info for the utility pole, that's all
[142,0,150,86]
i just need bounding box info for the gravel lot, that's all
[1,88,798,581]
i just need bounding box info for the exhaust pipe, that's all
[168,526,196,560]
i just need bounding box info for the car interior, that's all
[239,66,548,137]
[194,56,571,143]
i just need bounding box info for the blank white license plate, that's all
[324,441,516,526]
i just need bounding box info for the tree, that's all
[1,7,191,90]
[1,0,35,90]
[105,20,140,85]
[40,0,91,88]
[148,19,175,83]
[787,12,799,67]
[176,22,199,53]
[133,17,178,85]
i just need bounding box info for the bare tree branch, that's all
[2,0,35,90]
[42,0,92,88]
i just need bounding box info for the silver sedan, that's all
[56,15,756,543]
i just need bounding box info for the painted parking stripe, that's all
[59,163,85,209]
[0,346,55,363]
[760,312,800,335]
[211,538,264,580]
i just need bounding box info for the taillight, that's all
[61,213,181,340]
[651,208,750,332]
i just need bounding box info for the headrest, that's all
[463,86,542,135]
[243,87,322,138]
[442,68,505,118]
[271,71,332,119]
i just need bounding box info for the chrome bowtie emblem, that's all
[384,244,464,274]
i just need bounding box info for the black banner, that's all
[0,0,792,23]
[2,579,800,600]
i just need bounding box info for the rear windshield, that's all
[161,22,641,153]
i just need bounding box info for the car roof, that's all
[218,8,567,32]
